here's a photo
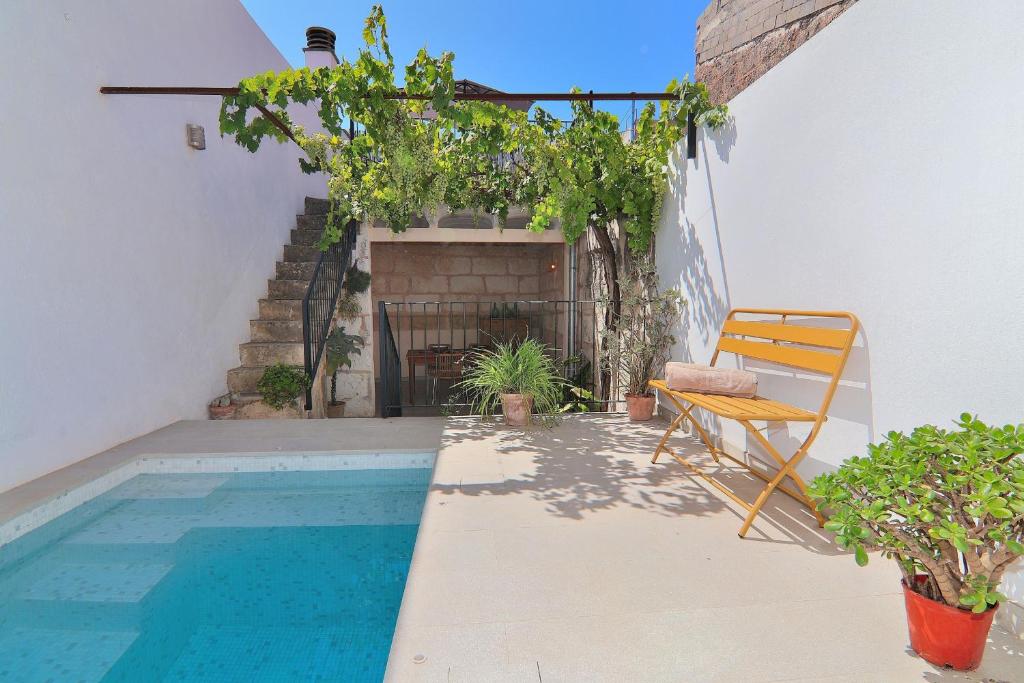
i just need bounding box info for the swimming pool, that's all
[0,465,432,681]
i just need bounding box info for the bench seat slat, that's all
[721,320,850,349]
[716,337,840,375]
[648,380,817,422]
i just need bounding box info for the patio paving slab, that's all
[386,414,1024,682]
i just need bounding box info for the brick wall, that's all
[696,0,856,102]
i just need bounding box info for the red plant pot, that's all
[625,394,655,421]
[902,578,996,671]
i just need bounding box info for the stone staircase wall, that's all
[210,197,375,419]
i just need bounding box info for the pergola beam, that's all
[99,86,682,102]
[98,87,699,158]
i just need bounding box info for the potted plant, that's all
[256,364,310,414]
[324,326,364,417]
[809,415,1024,671]
[455,339,564,427]
[601,259,684,421]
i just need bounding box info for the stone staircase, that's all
[209,197,330,419]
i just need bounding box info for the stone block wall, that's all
[371,241,566,380]
[696,0,856,102]
[371,242,563,302]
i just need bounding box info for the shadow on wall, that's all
[659,119,875,478]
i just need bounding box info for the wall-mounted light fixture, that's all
[548,261,558,272]
[186,124,206,150]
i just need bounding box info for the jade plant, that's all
[256,364,310,410]
[809,415,1024,612]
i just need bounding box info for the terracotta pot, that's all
[208,403,236,420]
[625,393,656,421]
[500,393,533,427]
[325,402,346,418]
[902,577,996,670]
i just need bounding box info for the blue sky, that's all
[241,0,706,122]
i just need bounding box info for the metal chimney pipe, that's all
[304,27,338,69]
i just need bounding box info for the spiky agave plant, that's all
[455,339,565,419]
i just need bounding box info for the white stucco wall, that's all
[656,0,1024,633]
[0,2,321,492]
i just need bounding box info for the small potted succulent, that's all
[601,259,684,421]
[456,339,564,427]
[809,415,1024,671]
[324,326,364,418]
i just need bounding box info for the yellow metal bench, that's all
[650,308,860,537]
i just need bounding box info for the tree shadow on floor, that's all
[433,413,847,555]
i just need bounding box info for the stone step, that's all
[250,319,304,342]
[296,214,327,231]
[268,279,308,300]
[304,197,329,215]
[239,341,303,366]
[290,228,324,247]
[227,366,265,394]
[284,244,320,263]
[259,298,302,321]
[276,260,316,280]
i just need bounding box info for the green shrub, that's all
[342,264,371,295]
[809,415,1024,612]
[455,340,565,419]
[600,258,684,397]
[256,364,310,410]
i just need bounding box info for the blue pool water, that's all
[0,468,431,682]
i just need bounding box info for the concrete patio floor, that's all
[387,414,1023,682]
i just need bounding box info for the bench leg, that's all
[652,412,686,464]
[655,392,721,464]
[650,385,826,539]
[736,421,826,537]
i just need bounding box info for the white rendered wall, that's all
[0,2,321,492]
[656,0,1024,633]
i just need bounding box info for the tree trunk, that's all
[590,223,620,406]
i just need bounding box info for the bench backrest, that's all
[711,309,860,416]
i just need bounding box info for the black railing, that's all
[302,218,359,410]
[378,301,403,417]
[376,299,608,414]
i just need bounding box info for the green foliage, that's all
[601,259,684,396]
[455,340,565,420]
[256,364,310,410]
[559,353,594,413]
[809,415,1024,612]
[336,292,362,321]
[325,327,364,375]
[218,5,728,257]
[325,326,365,405]
[342,264,372,295]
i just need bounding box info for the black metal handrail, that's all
[302,218,359,410]
[378,301,403,417]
